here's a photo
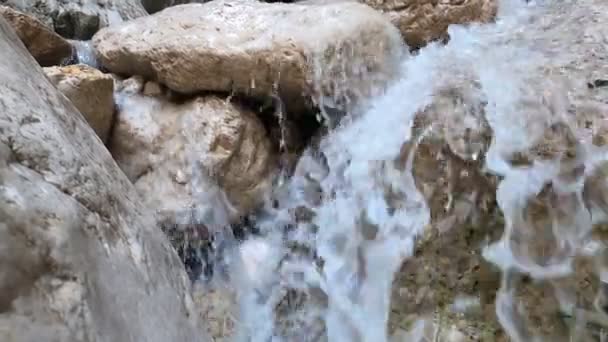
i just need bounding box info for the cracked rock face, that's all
[0,16,209,342]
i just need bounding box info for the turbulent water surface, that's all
[183,0,608,341]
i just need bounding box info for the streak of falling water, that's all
[187,0,608,340]
[69,40,99,68]
[233,1,533,341]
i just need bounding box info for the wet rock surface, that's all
[362,0,498,48]
[141,0,205,13]
[3,0,608,340]
[387,0,608,339]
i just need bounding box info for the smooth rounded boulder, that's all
[92,0,404,115]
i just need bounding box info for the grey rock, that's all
[0,15,209,342]
[0,0,147,39]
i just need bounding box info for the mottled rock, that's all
[362,0,498,48]
[93,0,403,115]
[110,76,275,222]
[0,15,209,342]
[0,0,148,39]
[0,6,72,66]
[44,64,115,142]
[389,82,503,339]
[296,0,497,48]
[193,286,237,341]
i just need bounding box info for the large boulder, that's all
[296,0,497,48]
[0,16,209,342]
[362,0,497,48]
[0,6,72,66]
[110,76,275,224]
[43,64,115,143]
[0,0,148,40]
[92,0,404,115]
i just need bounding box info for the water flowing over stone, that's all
[68,40,100,68]
[189,0,608,341]
[2,0,607,339]
[0,15,210,342]
[361,0,498,48]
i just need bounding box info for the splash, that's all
[185,0,608,340]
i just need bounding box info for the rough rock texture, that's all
[0,16,210,342]
[92,0,403,115]
[388,83,504,340]
[297,0,497,48]
[44,64,115,143]
[0,6,72,66]
[193,286,237,341]
[0,0,148,40]
[110,76,275,223]
[362,0,498,48]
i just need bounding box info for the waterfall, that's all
[186,0,608,340]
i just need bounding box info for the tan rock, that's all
[92,0,404,115]
[0,16,209,342]
[193,286,237,341]
[298,0,497,48]
[143,81,163,97]
[362,0,498,48]
[44,64,115,143]
[0,6,72,66]
[110,76,275,222]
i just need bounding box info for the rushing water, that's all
[68,40,100,68]
[184,0,608,340]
